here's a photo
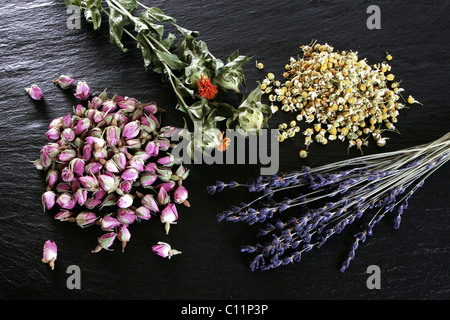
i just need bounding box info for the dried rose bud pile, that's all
[34,78,190,254]
[262,42,422,156]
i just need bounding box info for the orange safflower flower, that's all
[217,131,231,152]
[197,75,218,100]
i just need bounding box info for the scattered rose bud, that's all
[135,206,151,221]
[141,194,160,212]
[122,120,140,140]
[91,232,116,253]
[160,203,178,235]
[98,215,121,231]
[42,190,56,211]
[74,81,91,100]
[117,193,134,208]
[56,193,76,210]
[42,240,57,270]
[117,225,131,252]
[25,84,43,100]
[53,75,75,89]
[174,186,190,207]
[117,208,136,225]
[151,241,181,259]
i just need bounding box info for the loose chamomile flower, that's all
[386,52,393,61]
[407,95,423,105]
[299,149,308,158]
[256,61,264,70]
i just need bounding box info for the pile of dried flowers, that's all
[66,0,271,154]
[208,132,449,272]
[262,42,422,157]
[34,76,189,264]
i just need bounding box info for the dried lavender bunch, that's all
[33,78,190,253]
[208,133,450,271]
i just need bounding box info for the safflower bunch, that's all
[208,133,449,272]
[34,77,190,255]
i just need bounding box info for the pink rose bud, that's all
[128,156,145,172]
[42,190,56,211]
[117,225,131,252]
[122,120,140,140]
[140,114,157,132]
[56,182,71,193]
[98,215,121,231]
[91,96,103,109]
[174,186,190,207]
[62,114,73,128]
[58,149,76,162]
[157,187,170,206]
[56,193,76,210]
[144,162,157,173]
[113,153,127,172]
[62,128,75,142]
[159,126,178,138]
[46,170,59,189]
[157,181,176,192]
[75,118,91,135]
[116,96,137,111]
[54,210,74,221]
[48,117,62,129]
[157,154,175,167]
[74,81,91,100]
[121,168,139,181]
[73,211,98,227]
[79,175,98,191]
[74,188,88,206]
[125,138,142,149]
[175,165,190,181]
[42,143,60,158]
[75,104,86,116]
[85,136,106,148]
[119,180,133,194]
[135,206,151,220]
[93,188,107,200]
[69,158,86,176]
[105,126,121,146]
[141,194,159,212]
[102,100,117,113]
[145,141,159,157]
[26,84,43,100]
[46,127,60,141]
[156,138,171,151]
[98,173,118,193]
[93,110,104,124]
[117,194,134,208]
[144,103,158,114]
[92,232,116,253]
[117,208,136,225]
[84,162,102,175]
[104,159,120,173]
[151,242,181,259]
[85,197,102,209]
[82,143,93,162]
[156,167,172,182]
[140,172,157,188]
[160,203,178,235]
[42,240,57,270]
[61,167,74,183]
[53,75,75,89]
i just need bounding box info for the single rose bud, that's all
[42,240,57,270]
[74,104,86,116]
[85,197,102,209]
[117,193,134,208]
[117,208,136,225]
[144,141,159,157]
[62,114,73,128]
[74,81,91,100]
[98,215,121,231]
[93,110,105,124]
[105,126,121,146]
[102,100,117,113]
[58,149,76,162]
[156,167,172,182]
[113,153,127,171]
[91,232,116,253]
[62,128,75,142]
[56,182,71,193]
[174,186,190,207]
[74,211,98,228]
[140,172,157,188]
[82,143,93,162]
[74,188,88,206]
[160,203,178,235]
[42,143,60,158]
[26,84,43,100]
[56,192,76,210]
[157,153,175,167]
[156,138,171,151]
[69,158,86,176]
[122,120,140,140]
[140,114,157,132]
[75,118,91,136]
[157,187,170,206]
[53,75,75,89]
[121,167,139,181]
[79,175,98,191]
[156,181,176,193]
[46,128,60,141]
[42,190,56,211]
[141,194,159,212]
[46,169,59,189]
[91,96,103,109]
[54,209,74,221]
[128,156,145,172]
[159,126,178,138]
[84,162,102,175]
[144,162,157,173]
[151,241,181,259]
[117,225,131,252]
[98,173,118,193]
[104,159,120,173]
[135,206,151,221]
[144,103,158,115]
[119,180,133,194]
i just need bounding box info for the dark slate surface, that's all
[0,0,449,302]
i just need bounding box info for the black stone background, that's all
[0,0,449,304]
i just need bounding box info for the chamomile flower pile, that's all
[261,42,422,157]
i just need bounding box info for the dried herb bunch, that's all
[263,42,422,157]
[208,133,449,271]
[66,0,271,153]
